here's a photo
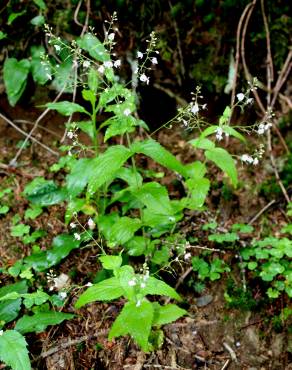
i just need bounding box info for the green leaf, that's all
[11,224,30,237]
[205,147,238,187]
[104,116,136,142]
[99,255,123,270]
[108,217,142,246]
[22,290,50,309]
[222,126,246,142]
[75,277,124,308]
[30,46,51,84]
[131,140,188,178]
[184,161,207,179]
[23,177,67,206]
[0,281,27,324]
[52,59,74,93]
[189,137,215,150]
[109,300,154,351]
[152,303,187,326]
[15,312,74,334]
[219,106,231,125]
[24,206,43,220]
[231,223,254,233]
[0,330,31,370]
[77,33,110,62]
[88,146,133,194]
[66,158,96,197]
[208,232,238,243]
[247,261,258,270]
[23,230,46,245]
[43,101,88,116]
[0,205,9,214]
[46,234,81,267]
[142,277,181,301]
[30,15,45,26]
[185,177,210,208]
[115,167,143,188]
[133,182,174,215]
[32,0,47,10]
[7,11,26,25]
[4,58,30,106]
[0,31,7,40]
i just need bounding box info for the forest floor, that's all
[0,95,291,370]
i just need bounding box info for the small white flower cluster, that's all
[215,127,230,141]
[135,31,159,85]
[236,92,254,105]
[257,122,272,135]
[241,154,259,165]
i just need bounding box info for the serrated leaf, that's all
[46,234,81,267]
[131,140,188,177]
[0,281,27,324]
[99,255,123,270]
[108,217,142,246]
[4,58,30,106]
[189,137,215,150]
[133,182,174,215]
[66,158,96,197]
[205,147,238,187]
[104,116,136,141]
[152,303,187,326]
[109,300,154,351]
[88,146,133,194]
[15,312,74,334]
[75,277,123,308]
[77,33,110,62]
[0,330,31,370]
[23,177,67,206]
[222,126,246,142]
[43,101,88,116]
[142,277,181,301]
[185,177,210,208]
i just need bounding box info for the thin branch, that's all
[248,199,276,225]
[0,113,59,157]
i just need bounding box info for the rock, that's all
[196,294,213,307]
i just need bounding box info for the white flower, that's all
[0,330,3,336]
[246,98,254,104]
[257,123,265,135]
[85,282,93,287]
[114,59,121,68]
[104,61,113,68]
[151,57,158,64]
[265,122,272,130]
[237,93,245,102]
[46,73,52,80]
[139,73,149,84]
[54,44,61,52]
[108,32,115,41]
[88,218,95,230]
[83,60,90,68]
[123,108,131,116]
[136,299,141,307]
[253,158,259,165]
[140,282,146,288]
[128,279,136,286]
[70,222,77,229]
[67,131,74,139]
[215,127,224,141]
[191,102,199,114]
[241,154,254,164]
[74,233,81,240]
[58,291,67,299]
[98,65,105,74]
[184,252,192,260]
[137,51,143,59]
